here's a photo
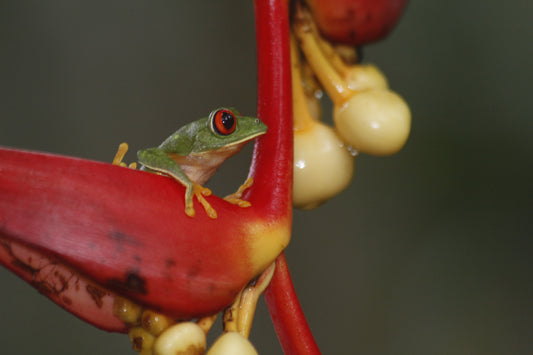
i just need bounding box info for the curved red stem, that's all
[254,0,321,353]
[265,253,321,355]
[249,0,293,220]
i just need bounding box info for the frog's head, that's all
[194,108,267,151]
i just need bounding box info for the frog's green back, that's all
[159,118,208,156]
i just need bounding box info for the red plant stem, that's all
[265,253,321,355]
[254,0,321,354]
[249,0,293,221]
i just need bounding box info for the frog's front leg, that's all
[224,177,254,207]
[112,143,137,169]
[190,182,217,219]
[137,148,217,219]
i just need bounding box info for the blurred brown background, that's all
[1,1,531,354]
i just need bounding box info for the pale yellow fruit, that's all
[206,332,259,355]
[344,64,389,92]
[128,327,155,355]
[113,296,143,325]
[293,122,355,209]
[141,310,175,336]
[334,89,411,156]
[153,322,206,355]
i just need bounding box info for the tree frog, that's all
[137,108,267,219]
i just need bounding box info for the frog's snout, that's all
[254,118,268,133]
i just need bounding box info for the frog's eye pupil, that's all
[212,109,237,135]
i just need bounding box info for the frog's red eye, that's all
[210,109,237,135]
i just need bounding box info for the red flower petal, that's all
[0,143,290,330]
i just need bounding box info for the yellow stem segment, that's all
[236,262,276,338]
[223,262,276,338]
[197,314,218,335]
[293,6,354,105]
[298,7,353,78]
[313,28,353,79]
[291,36,316,132]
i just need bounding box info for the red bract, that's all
[305,0,409,45]
[0,147,289,329]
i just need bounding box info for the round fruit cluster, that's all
[292,3,411,209]
[114,296,258,355]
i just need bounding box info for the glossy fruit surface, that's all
[305,0,409,45]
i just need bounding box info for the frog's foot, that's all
[112,143,137,169]
[185,183,217,219]
[223,177,254,208]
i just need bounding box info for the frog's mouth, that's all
[211,128,267,151]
